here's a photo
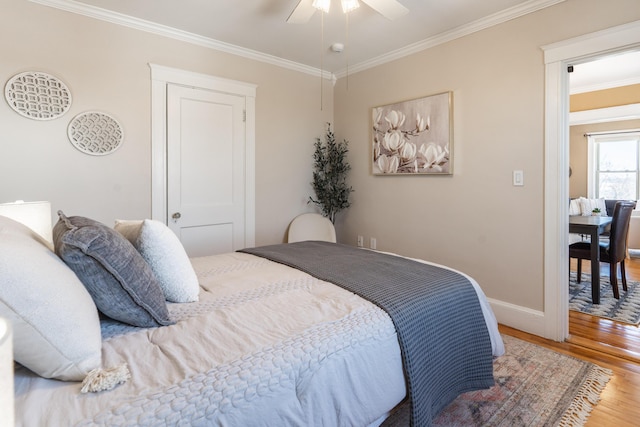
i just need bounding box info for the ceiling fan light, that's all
[341,0,360,13]
[312,0,331,13]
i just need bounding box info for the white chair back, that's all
[287,213,336,243]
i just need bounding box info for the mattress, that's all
[13,251,503,426]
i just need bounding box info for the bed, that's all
[1,212,504,427]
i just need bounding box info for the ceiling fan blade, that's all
[287,0,317,24]
[361,0,409,20]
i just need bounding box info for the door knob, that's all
[171,212,181,222]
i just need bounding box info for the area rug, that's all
[569,271,640,325]
[381,334,612,427]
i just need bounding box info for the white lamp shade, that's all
[0,200,53,246]
[341,0,360,13]
[0,318,14,427]
[312,0,331,13]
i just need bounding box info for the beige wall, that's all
[0,0,333,246]
[333,0,640,311]
[571,83,640,112]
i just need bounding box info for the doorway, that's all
[166,84,247,256]
[566,51,640,354]
[543,20,640,342]
[149,64,257,255]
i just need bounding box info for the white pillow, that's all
[569,199,582,216]
[115,219,200,303]
[579,197,607,216]
[0,215,101,381]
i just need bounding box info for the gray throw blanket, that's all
[240,241,494,427]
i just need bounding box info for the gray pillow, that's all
[53,211,173,327]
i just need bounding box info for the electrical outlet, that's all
[370,237,377,250]
[357,235,364,247]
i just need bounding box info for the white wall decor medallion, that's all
[67,111,124,155]
[4,71,72,120]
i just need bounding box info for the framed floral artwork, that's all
[372,91,452,175]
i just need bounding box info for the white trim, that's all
[244,94,256,249]
[30,0,562,79]
[149,63,256,248]
[542,19,640,341]
[543,59,571,341]
[488,298,546,338]
[570,103,640,125]
[150,76,167,223]
[587,135,596,198]
[543,21,640,64]
[150,64,257,97]
[571,76,640,95]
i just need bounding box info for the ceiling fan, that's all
[287,0,409,24]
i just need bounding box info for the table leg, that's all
[590,229,600,304]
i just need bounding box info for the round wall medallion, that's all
[67,111,124,156]
[4,71,72,120]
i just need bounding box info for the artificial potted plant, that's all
[308,123,353,224]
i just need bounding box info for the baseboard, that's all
[487,298,547,338]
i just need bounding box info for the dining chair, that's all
[569,201,636,299]
[287,213,336,243]
[598,199,636,243]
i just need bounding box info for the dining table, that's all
[569,215,613,304]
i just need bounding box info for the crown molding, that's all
[335,0,567,78]
[28,0,334,80]
[30,0,563,81]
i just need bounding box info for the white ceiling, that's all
[33,0,640,89]
[569,50,640,94]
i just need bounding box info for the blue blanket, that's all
[240,241,494,426]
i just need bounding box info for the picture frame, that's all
[372,91,453,175]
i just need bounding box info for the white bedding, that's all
[14,251,503,426]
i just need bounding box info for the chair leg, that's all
[621,259,628,292]
[576,258,582,283]
[610,263,620,299]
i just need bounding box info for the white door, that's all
[167,84,246,257]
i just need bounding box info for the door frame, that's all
[149,63,257,248]
[542,20,640,341]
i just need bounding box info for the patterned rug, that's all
[569,271,640,325]
[381,334,611,427]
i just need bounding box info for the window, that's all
[588,131,640,200]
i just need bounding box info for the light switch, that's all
[513,170,524,186]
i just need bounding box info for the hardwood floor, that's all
[568,257,640,361]
[498,257,640,426]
